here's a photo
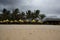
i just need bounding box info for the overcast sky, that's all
[0,0,60,17]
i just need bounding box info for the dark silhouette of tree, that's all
[2,8,7,14]
[35,10,40,17]
[32,10,40,19]
[26,10,32,19]
[0,8,47,24]
[2,8,8,20]
[26,10,40,20]
[7,11,10,20]
[17,12,25,20]
[27,10,31,15]
[40,14,46,19]
[21,12,25,20]
[14,8,19,14]
[0,14,2,21]
[12,8,19,20]
[31,13,35,19]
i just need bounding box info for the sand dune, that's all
[0,25,60,40]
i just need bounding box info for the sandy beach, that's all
[0,25,60,40]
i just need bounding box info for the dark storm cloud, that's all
[0,0,22,10]
[0,0,60,17]
[0,0,20,5]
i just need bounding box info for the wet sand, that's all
[0,25,60,40]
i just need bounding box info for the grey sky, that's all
[0,0,60,17]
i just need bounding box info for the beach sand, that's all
[0,25,60,40]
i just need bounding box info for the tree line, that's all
[0,8,60,25]
[0,8,46,21]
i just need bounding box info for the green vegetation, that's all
[0,8,46,24]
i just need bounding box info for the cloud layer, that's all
[0,0,60,17]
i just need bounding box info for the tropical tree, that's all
[31,13,35,19]
[35,10,40,17]
[2,8,8,20]
[0,14,2,21]
[12,8,19,20]
[2,8,7,14]
[21,12,25,20]
[32,10,40,19]
[14,8,19,14]
[40,14,46,19]
[26,10,32,19]
[6,11,10,20]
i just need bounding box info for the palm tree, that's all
[2,8,7,14]
[2,8,8,20]
[7,11,10,20]
[40,14,46,19]
[21,12,25,20]
[12,8,19,20]
[26,10,31,15]
[26,10,32,19]
[35,10,40,18]
[14,8,19,14]
[32,10,40,19]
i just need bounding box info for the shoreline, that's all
[0,25,60,30]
